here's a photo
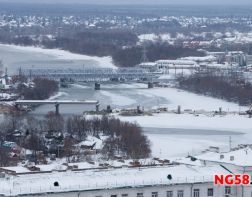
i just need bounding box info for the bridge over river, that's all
[14,100,100,115]
[20,68,160,82]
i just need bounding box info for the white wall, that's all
[24,182,234,197]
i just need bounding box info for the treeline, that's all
[0,113,151,166]
[43,30,138,57]
[2,29,206,67]
[11,30,138,57]
[66,115,151,159]
[113,43,205,67]
[178,73,252,106]
[17,78,59,100]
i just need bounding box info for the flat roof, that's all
[0,165,228,196]
[196,148,252,167]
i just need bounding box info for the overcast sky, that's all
[0,0,251,5]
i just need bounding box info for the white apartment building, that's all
[155,60,198,70]
[0,162,242,197]
[1,146,252,197]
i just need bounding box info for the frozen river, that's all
[0,44,251,158]
[30,82,167,115]
[30,82,250,159]
[0,44,115,74]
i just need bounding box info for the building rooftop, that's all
[0,164,228,196]
[179,55,217,62]
[196,147,252,167]
[156,60,197,65]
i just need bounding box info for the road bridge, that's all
[14,100,100,115]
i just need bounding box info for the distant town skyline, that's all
[0,0,251,5]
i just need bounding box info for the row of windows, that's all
[98,188,216,197]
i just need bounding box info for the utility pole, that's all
[229,136,232,151]
[141,43,148,63]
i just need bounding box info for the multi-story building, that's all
[246,55,252,66]
[0,161,244,197]
[1,146,252,197]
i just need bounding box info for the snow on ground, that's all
[0,44,116,69]
[138,33,173,44]
[138,33,157,42]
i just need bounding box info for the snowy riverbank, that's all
[0,43,117,72]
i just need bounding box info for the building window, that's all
[208,188,214,196]
[122,195,128,197]
[167,191,173,197]
[177,190,184,197]
[152,192,158,197]
[137,193,143,197]
[193,189,200,197]
[225,186,231,195]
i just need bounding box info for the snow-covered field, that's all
[138,33,174,44]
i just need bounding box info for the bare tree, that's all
[2,109,23,132]
[63,137,76,163]
[0,147,10,167]
[44,112,64,132]
[23,133,44,164]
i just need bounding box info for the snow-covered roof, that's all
[0,163,68,174]
[75,135,103,150]
[201,63,231,69]
[173,157,203,167]
[179,56,217,62]
[138,62,157,67]
[196,148,252,167]
[0,165,229,196]
[0,166,30,174]
[156,60,196,65]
